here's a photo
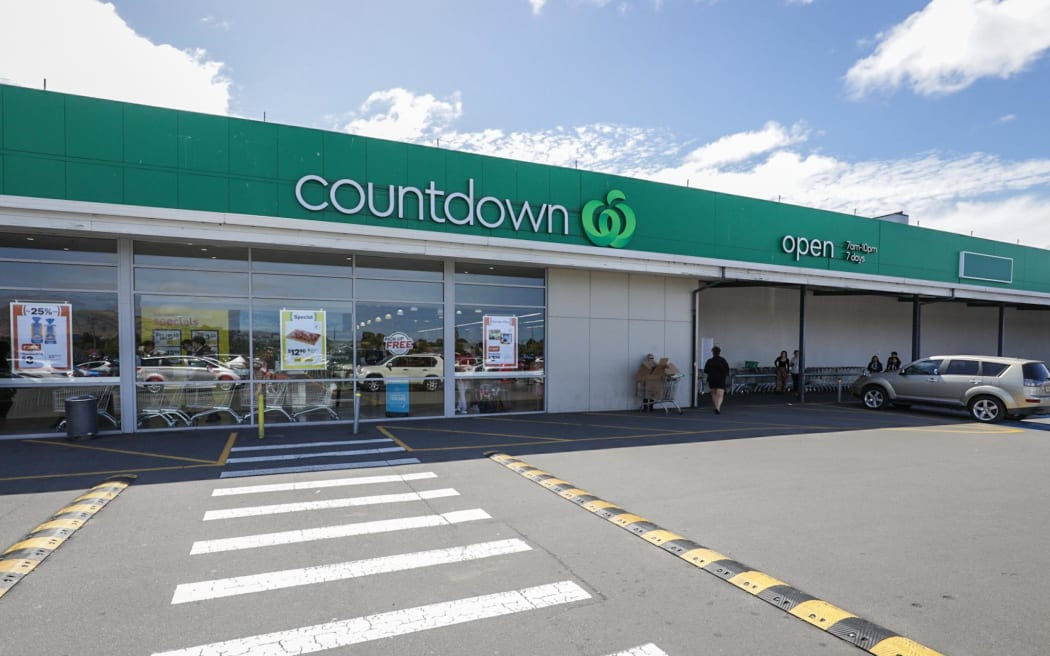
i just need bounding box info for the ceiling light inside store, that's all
[396,309,403,316]
[384,314,391,320]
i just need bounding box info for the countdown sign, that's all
[10,302,73,373]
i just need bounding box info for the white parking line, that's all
[172,538,532,604]
[152,581,590,656]
[606,644,670,656]
[202,488,459,520]
[229,438,393,452]
[212,472,438,496]
[224,446,405,464]
[189,509,491,554]
[219,457,422,478]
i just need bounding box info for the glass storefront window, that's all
[134,242,249,270]
[133,292,250,428]
[453,264,545,416]
[0,230,120,436]
[354,301,444,420]
[0,233,117,264]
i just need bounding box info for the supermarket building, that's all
[2,83,1050,437]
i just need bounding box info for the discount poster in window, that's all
[482,315,517,368]
[10,302,73,373]
[280,309,327,370]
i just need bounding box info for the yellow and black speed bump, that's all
[0,474,136,600]
[487,452,943,656]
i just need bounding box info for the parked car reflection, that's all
[137,355,241,392]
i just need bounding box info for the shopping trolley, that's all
[651,373,685,415]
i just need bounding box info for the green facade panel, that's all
[124,167,178,207]
[230,121,279,178]
[2,83,1049,295]
[3,86,64,156]
[124,103,178,167]
[66,161,122,203]
[66,95,124,162]
[4,154,65,199]
[179,173,228,212]
[178,112,229,174]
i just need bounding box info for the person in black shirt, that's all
[774,350,790,393]
[703,346,730,414]
[885,351,902,371]
[866,354,884,373]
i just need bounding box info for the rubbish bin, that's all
[64,395,98,440]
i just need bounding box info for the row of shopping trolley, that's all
[720,366,866,395]
[51,381,342,430]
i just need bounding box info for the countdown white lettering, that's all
[295,174,569,236]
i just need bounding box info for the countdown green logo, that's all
[581,190,636,248]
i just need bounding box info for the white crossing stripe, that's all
[230,438,393,452]
[606,644,670,656]
[189,509,490,554]
[152,581,590,656]
[212,472,438,496]
[203,488,459,520]
[219,457,422,478]
[172,538,532,604]
[225,446,405,464]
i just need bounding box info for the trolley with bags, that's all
[634,355,684,415]
[650,373,684,415]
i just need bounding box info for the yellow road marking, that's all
[217,432,238,464]
[23,438,218,464]
[0,463,218,482]
[377,425,412,451]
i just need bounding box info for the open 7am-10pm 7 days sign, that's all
[10,301,73,374]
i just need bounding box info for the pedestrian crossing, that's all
[219,437,421,478]
[152,464,671,655]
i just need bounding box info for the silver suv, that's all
[852,355,1050,422]
[356,354,443,392]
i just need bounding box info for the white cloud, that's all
[336,89,464,142]
[0,0,230,114]
[846,0,1050,98]
[529,0,547,15]
[680,121,809,169]
[342,88,1050,247]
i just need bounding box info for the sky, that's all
[2,0,1050,247]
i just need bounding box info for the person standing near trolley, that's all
[703,346,730,414]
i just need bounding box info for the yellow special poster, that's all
[140,306,230,355]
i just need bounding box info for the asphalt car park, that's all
[2,397,1050,654]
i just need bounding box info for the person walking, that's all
[703,346,730,414]
[774,350,790,393]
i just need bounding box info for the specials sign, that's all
[280,310,326,370]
